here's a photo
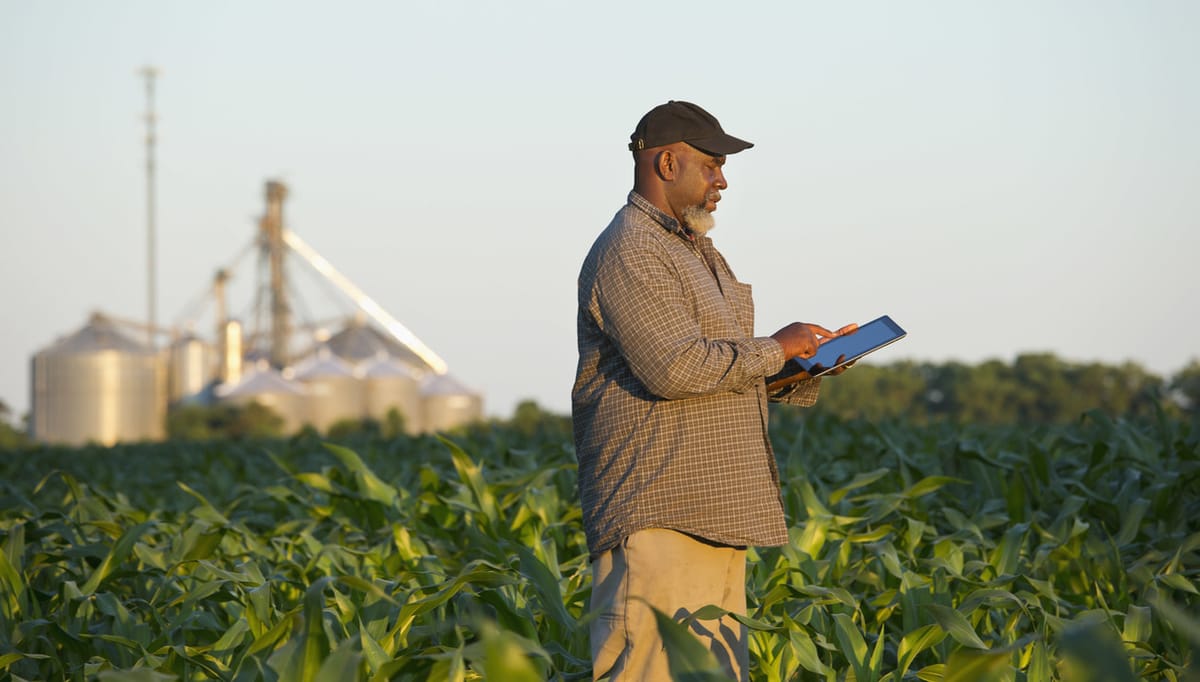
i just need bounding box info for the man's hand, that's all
[771,322,858,360]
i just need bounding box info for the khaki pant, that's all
[589,528,749,681]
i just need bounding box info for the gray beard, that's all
[680,204,716,236]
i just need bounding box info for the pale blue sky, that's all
[2,1,1198,420]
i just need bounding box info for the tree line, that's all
[2,353,1197,449]
[800,353,1200,424]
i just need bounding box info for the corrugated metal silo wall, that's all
[303,375,367,433]
[31,349,166,446]
[365,374,422,434]
[422,392,483,434]
[168,338,215,404]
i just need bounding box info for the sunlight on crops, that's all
[1,410,1197,680]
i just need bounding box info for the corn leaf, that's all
[926,605,988,650]
[650,605,729,682]
[943,647,1012,682]
[81,520,156,596]
[323,443,399,507]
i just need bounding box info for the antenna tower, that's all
[139,65,159,348]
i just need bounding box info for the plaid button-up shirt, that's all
[572,192,821,555]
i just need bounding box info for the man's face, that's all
[671,144,728,235]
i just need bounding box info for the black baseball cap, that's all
[628,100,754,156]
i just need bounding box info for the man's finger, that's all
[809,324,837,340]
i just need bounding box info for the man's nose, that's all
[714,169,728,189]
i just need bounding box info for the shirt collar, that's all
[628,191,693,240]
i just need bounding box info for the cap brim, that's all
[687,134,754,156]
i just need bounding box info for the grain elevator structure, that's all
[29,180,482,445]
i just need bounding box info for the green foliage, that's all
[1171,360,1200,416]
[508,400,573,439]
[0,399,28,451]
[0,421,27,451]
[0,409,1196,680]
[762,409,1200,681]
[651,604,730,681]
[811,353,1184,424]
[166,400,286,440]
[382,407,407,438]
[328,417,383,440]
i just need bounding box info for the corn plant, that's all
[0,410,1196,680]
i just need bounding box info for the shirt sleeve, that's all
[589,236,786,400]
[769,376,822,406]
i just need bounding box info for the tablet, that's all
[766,315,906,389]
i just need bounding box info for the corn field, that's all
[0,410,1197,681]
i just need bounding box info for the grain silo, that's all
[421,373,483,433]
[167,333,215,404]
[30,312,166,446]
[215,360,308,435]
[361,353,423,434]
[292,348,365,433]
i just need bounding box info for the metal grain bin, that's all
[167,334,215,405]
[220,319,244,385]
[361,353,422,434]
[30,313,166,446]
[215,360,308,435]
[292,348,365,433]
[421,373,483,433]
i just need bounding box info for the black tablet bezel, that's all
[781,315,907,379]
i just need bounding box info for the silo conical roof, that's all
[361,352,422,379]
[38,312,155,357]
[215,362,308,399]
[323,319,431,371]
[421,373,479,396]
[292,347,358,380]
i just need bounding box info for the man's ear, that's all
[655,150,676,181]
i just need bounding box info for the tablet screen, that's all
[786,315,906,378]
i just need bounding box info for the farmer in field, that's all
[572,100,855,681]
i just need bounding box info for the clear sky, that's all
[2,1,1198,422]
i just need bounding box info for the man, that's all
[572,100,855,681]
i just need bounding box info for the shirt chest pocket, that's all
[679,257,748,337]
[727,281,754,336]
